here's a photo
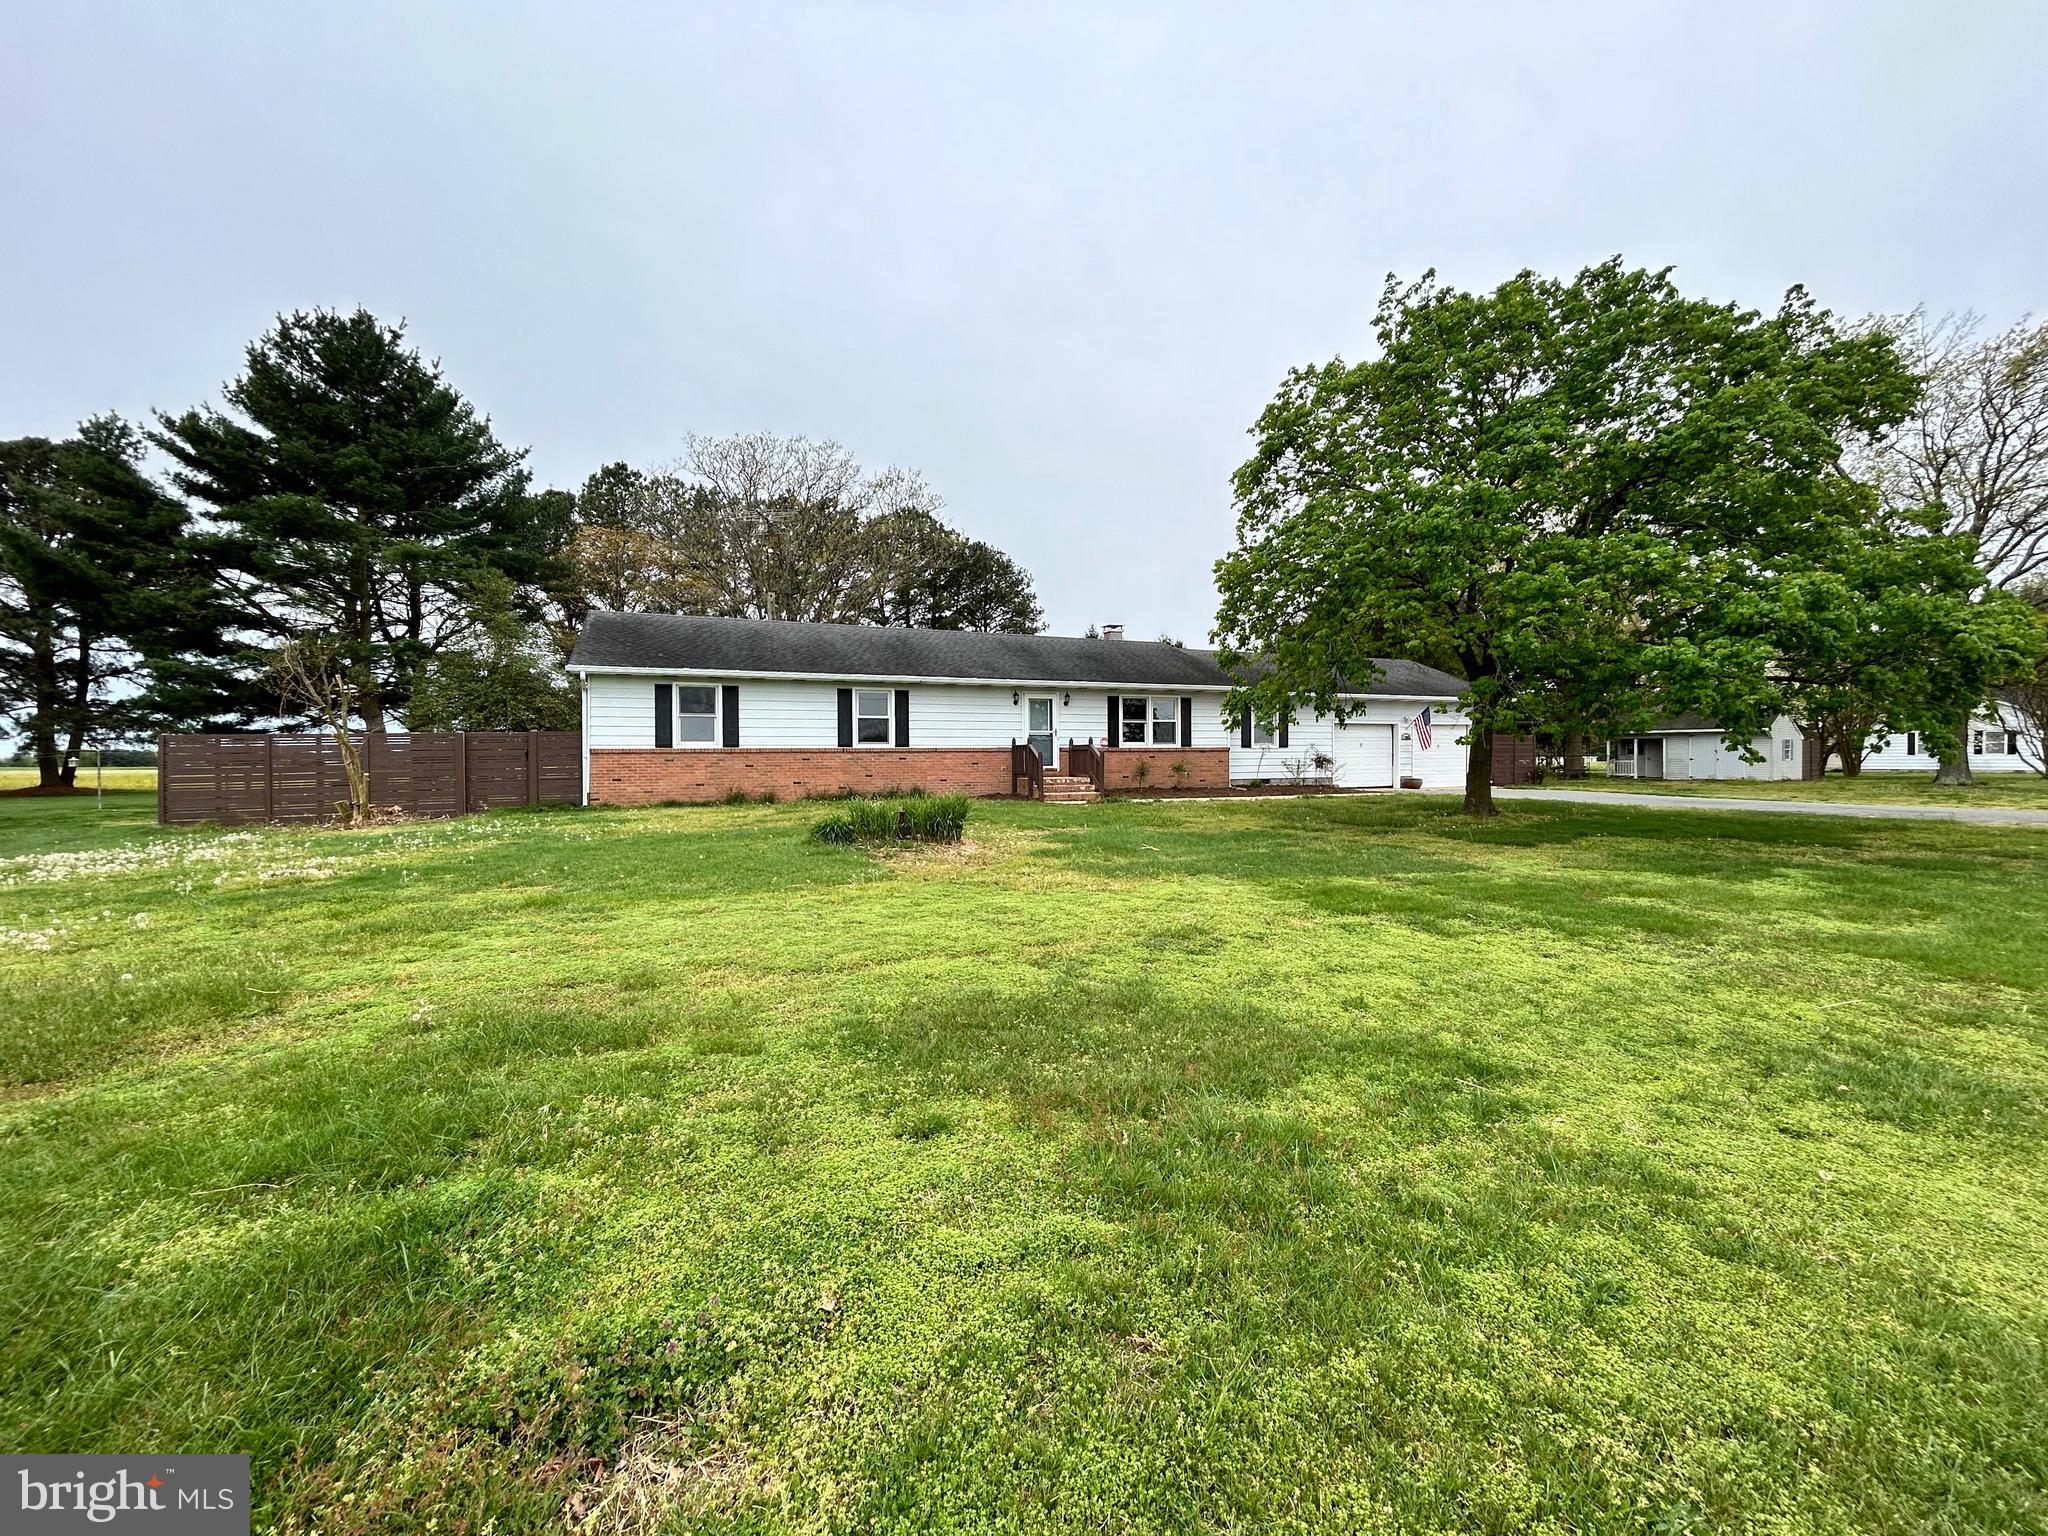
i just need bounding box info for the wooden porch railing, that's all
[1011,740,1044,800]
[1066,739,1104,793]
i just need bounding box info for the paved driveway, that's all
[1494,786,2048,827]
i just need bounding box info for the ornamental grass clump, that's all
[809,794,969,846]
[902,794,969,843]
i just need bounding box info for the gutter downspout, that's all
[580,673,590,806]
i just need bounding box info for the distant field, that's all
[0,766,157,794]
[1567,768,2048,808]
[3,791,2045,1533]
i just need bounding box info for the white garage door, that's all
[1331,722,1396,787]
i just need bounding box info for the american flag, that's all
[1413,707,1433,750]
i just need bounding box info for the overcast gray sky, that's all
[6,1,2045,641]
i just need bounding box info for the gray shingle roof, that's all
[1646,712,1723,734]
[567,612,1468,698]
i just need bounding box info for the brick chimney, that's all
[1100,624,1124,642]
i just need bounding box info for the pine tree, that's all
[0,417,233,788]
[152,308,564,730]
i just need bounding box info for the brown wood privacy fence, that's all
[1487,732,1543,786]
[158,731,581,826]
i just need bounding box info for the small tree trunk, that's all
[1463,729,1497,815]
[337,735,371,825]
[1837,736,1863,778]
[1563,728,1585,778]
[1932,719,1974,786]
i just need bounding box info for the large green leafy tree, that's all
[1765,527,2040,775]
[1854,311,2048,782]
[554,438,1044,634]
[0,417,240,787]
[153,309,566,731]
[1216,261,1960,813]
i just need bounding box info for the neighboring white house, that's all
[565,613,1473,804]
[1608,713,1816,782]
[1859,702,2044,774]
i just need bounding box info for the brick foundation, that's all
[588,747,1017,805]
[1100,746,1231,792]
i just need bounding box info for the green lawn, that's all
[1562,768,2048,808]
[2,791,2045,1534]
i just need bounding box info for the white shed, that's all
[1609,713,1814,782]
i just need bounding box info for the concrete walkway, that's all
[1491,786,2048,827]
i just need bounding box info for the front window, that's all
[1973,729,1985,754]
[1781,739,1794,761]
[1252,720,1276,747]
[1151,696,1178,745]
[677,685,716,743]
[1119,696,1179,745]
[1120,696,1147,744]
[857,690,892,744]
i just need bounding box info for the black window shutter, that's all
[895,689,910,747]
[1240,708,1253,748]
[1107,694,1119,747]
[837,688,854,748]
[1906,731,1915,756]
[1278,717,1289,749]
[721,685,739,747]
[2010,731,2021,754]
[654,683,673,748]
[1180,696,1193,748]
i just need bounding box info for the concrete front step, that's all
[1044,793,1099,803]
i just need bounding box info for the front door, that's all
[1640,738,1665,779]
[1025,696,1055,771]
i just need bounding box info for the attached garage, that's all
[1331,721,1396,788]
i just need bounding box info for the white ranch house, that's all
[566,613,1473,804]
[1608,705,2044,782]
[1858,703,2042,774]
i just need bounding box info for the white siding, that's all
[1625,716,1804,781]
[1858,708,2040,773]
[1228,697,1469,790]
[583,671,1236,762]
[583,669,1473,790]
[586,670,664,748]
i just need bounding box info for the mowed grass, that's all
[0,766,159,794]
[1,792,2045,1535]
[1569,768,2048,809]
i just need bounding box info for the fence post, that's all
[527,729,540,805]
[455,732,468,813]
[157,735,168,825]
